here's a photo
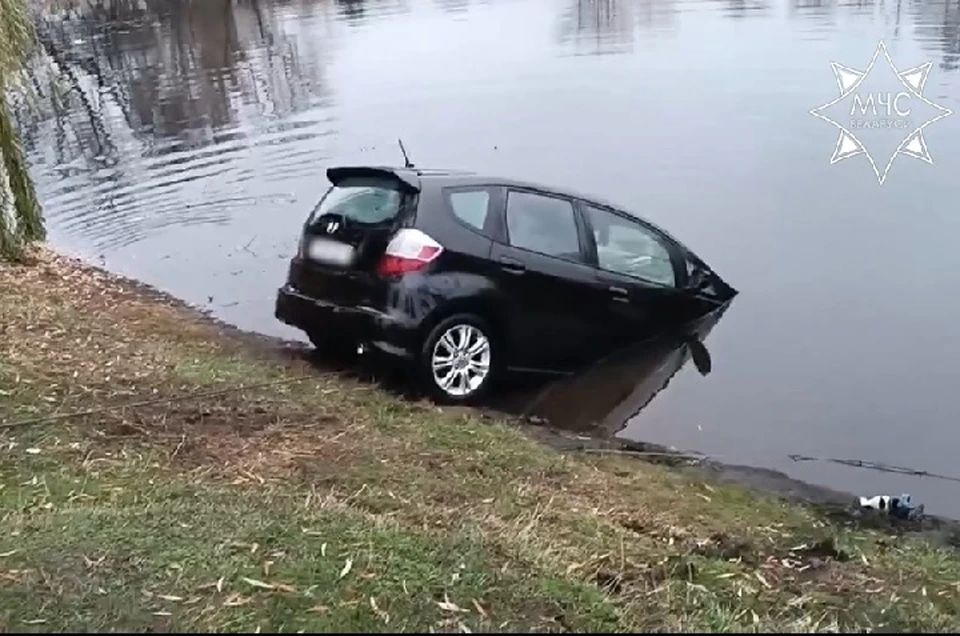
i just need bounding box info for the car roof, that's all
[327,164,637,219]
[324,164,690,249]
[430,170,692,252]
[429,168,684,244]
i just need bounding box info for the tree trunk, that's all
[0,96,44,260]
[0,0,46,261]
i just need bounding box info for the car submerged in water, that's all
[275,163,737,403]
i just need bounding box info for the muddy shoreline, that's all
[32,247,960,545]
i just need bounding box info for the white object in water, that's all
[858,494,912,512]
[858,495,892,511]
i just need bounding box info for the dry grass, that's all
[2,247,960,632]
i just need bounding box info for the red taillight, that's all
[376,229,443,277]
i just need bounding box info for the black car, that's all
[275,164,736,403]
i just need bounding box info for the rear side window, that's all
[505,190,582,262]
[445,189,491,232]
[308,177,403,226]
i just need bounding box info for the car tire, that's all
[419,313,499,404]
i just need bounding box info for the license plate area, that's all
[306,237,355,266]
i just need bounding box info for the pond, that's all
[15,0,960,516]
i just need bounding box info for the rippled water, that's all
[15,0,960,515]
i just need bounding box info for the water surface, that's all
[16,0,960,516]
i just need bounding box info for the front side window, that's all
[308,177,403,225]
[582,204,676,287]
[505,190,582,262]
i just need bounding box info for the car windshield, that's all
[308,178,403,226]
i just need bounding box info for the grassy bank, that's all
[2,249,959,632]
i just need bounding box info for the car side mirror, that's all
[687,268,708,291]
[684,336,712,376]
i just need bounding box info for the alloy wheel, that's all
[430,323,492,397]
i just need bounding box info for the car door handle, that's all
[499,257,526,275]
[608,285,630,302]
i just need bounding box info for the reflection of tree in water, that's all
[556,0,682,55]
[788,0,877,21]
[912,0,960,73]
[634,0,677,30]
[790,0,960,74]
[12,0,336,249]
[334,0,411,25]
[713,0,770,19]
[789,0,960,73]
[25,0,333,151]
[336,0,366,23]
[556,0,636,55]
[433,0,470,14]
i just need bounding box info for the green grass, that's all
[3,249,960,631]
[0,460,619,632]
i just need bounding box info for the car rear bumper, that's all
[274,284,417,360]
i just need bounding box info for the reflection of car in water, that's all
[517,302,731,435]
[275,163,737,403]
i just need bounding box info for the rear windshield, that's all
[308,177,403,226]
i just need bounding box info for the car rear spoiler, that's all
[326,166,421,192]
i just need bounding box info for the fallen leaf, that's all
[242,577,274,590]
[309,604,329,614]
[370,596,390,623]
[275,583,297,594]
[152,611,172,617]
[217,576,225,593]
[471,599,488,618]
[339,558,353,580]
[755,572,772,589]
[25,448,40,455]
[788,595,811,608]
[158,594,183,602]
[565,561,586,574]
[437,594,467,613]
[0,550,17,558]
[223,594,253,607]
[321,543,327,558]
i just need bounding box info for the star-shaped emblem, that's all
[810,40,952,185]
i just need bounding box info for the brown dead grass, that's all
[3,246,960,632]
